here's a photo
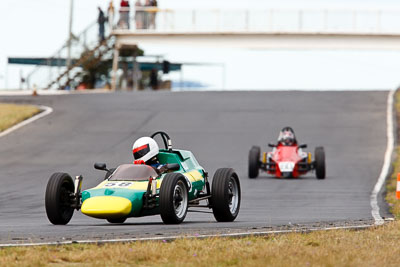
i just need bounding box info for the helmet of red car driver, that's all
[280,130,295,146]
[132,137,159,163]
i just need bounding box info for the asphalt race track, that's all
[0,91,390,244]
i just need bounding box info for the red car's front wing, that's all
[261,145,314,178]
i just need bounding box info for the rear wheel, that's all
[211,168,241,222]
[159,173,189,224]
[107,217,127,224]
[248,146,260,178]
[45,173,75,225]
[315,147,326,179]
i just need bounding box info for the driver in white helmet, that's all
[132,137,163,169]
[277,127,297,146]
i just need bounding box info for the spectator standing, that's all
[135,0,143,29]
[121,0,130,8]
[149,0,157,29]
[118,0,130,29]
[150,68,159,90]
[143,0,151,29]
[107,1,115,31]
[98,7,106,42]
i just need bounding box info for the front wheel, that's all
[45,173,75,225]
[315,147,326,179]
[159,173,189,224]
[248,146,260,178]
[211,168,241,222]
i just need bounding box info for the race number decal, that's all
[104,182,133,188]
[278,162,295,172]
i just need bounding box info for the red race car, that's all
[248,127,325,179]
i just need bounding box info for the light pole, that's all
[66,0,74,68]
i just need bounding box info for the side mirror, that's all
[94,162,108,171]
[299,144,307,149]
[165,163,180,171]
[268,143,276,148]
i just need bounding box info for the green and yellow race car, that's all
[45,131,241,225]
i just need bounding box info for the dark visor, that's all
[133,144,150,159]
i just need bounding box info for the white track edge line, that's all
[0,224,376,247]
[370,89,395,225]
[0,105,53,138]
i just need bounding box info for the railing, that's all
[116,7,400,34]
[25,7,400,90]
[26,20,104,89]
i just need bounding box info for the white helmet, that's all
[132,137,159,163]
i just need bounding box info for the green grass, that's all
[0,103,40,132]
[2,223,400,266]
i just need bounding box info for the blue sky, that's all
[2,0,400,89]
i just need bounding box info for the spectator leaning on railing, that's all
[135,0,144,29]
[143,0,151,29]
[149,0,157,29]
[119,0,130,29]
[133,0,158,30]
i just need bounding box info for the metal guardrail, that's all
[120,7,400,34]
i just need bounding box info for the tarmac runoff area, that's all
[0,90,392,245]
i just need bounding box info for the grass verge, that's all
[0,103,40,132]
[2,92,400,266]
[1,223,400,266]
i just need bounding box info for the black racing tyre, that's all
[211,168,241,222]
[315,147,326,179]
[45,173,75,225]
[159,173,189,224]
[107,217,127,224]
[104,168,116,180]
[248,146,260,179]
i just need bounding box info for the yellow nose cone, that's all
[81,196,132,219]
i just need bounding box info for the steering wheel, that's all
[151,131,172,151]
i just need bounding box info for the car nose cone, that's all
[81,196,132,219]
